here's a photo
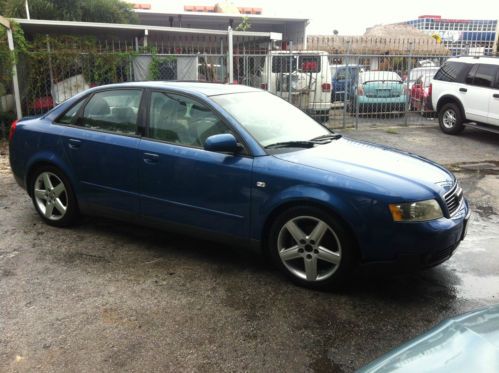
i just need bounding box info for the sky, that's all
[141,0,499,35]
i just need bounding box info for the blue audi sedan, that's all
[9,82,470,288]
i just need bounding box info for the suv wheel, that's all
[439,103,464,135]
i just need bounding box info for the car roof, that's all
[447,56,499,66]
[91,81,261,96]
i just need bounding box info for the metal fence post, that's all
[5,26,22,119]
[288,41,293,103]
[405,41,413,127]
[228,26,233,83]
[343,41,351,129]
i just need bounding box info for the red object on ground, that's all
[30,96,54,111]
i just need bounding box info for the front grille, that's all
[423,244,457,266]
[444,183,463,216]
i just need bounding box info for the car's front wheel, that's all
[31,166,78,227]
[268,206,356,289]
[439,103,464,135]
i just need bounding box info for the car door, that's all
[61,88,144,217]
[489,67,499,126]
[463,64,496,123]
[138,90,253,238]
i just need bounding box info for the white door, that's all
[488,69,499,126]
[465,64,497,123]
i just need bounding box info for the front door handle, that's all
[143,152,159,164]
[68,138,81,149]
[459,88,467,93]
[493,94,499,98]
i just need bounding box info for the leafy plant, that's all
[235,16,251,32]
[148,49,177,80]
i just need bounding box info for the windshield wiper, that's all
[264,141,316,149]
[310,134,342,143]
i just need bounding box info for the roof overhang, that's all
[134,10,308,25]
[13,18,282,40]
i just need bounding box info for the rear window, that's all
[272,55,321,73]
[433,62,471,83]
[359,71,401,83]
[336,67,359,80]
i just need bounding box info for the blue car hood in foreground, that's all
[273,137,454,197]
[358,304,499,372]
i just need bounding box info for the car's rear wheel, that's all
[31,166,78,227]
[268,206,356,289]
[439,103,464,135]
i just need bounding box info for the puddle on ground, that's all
[447,213,499,301]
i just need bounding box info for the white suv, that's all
[431,57,499,134]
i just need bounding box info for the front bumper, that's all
[362,199,471,269]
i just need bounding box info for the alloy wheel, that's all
[442,109,457,129]
[34,172,68,221]
[277,216,342,282]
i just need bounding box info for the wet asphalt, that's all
[0,125,498,372]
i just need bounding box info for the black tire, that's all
[30,165,79,227]
[438,103,464,135]
[268,206,357,289]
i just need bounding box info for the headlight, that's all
[389,199,443,222]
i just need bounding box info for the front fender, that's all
[252,183,370,244]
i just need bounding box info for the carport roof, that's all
[13,18,282,40]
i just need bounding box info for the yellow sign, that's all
[432,33,442,44]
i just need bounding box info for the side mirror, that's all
[204,133,241,154]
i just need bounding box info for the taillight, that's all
[260,83,268,90]
[357,85,364,96]
[8,120,18,143]
[321,83,331,92]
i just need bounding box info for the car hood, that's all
[273,137,454,197]
[358,304,499,373]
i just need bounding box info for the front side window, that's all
[148,92,230,147]
[471,64,498,88]
[80,90,142,135]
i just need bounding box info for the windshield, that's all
[211,92,330,148]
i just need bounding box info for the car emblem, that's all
[256,181,266,188]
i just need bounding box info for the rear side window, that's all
[80,90,142,135]
[57,99,85,125]
[469,64,499,88]
[433,62,471,83]
[272,55,321,73]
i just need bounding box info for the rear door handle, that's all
[493,94,499,98]
[143,152,159,164]
[459,88,467,93]
[68,138,81,149]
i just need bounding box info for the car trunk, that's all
[363,80,404,98]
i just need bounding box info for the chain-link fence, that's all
[2,32,497,131]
